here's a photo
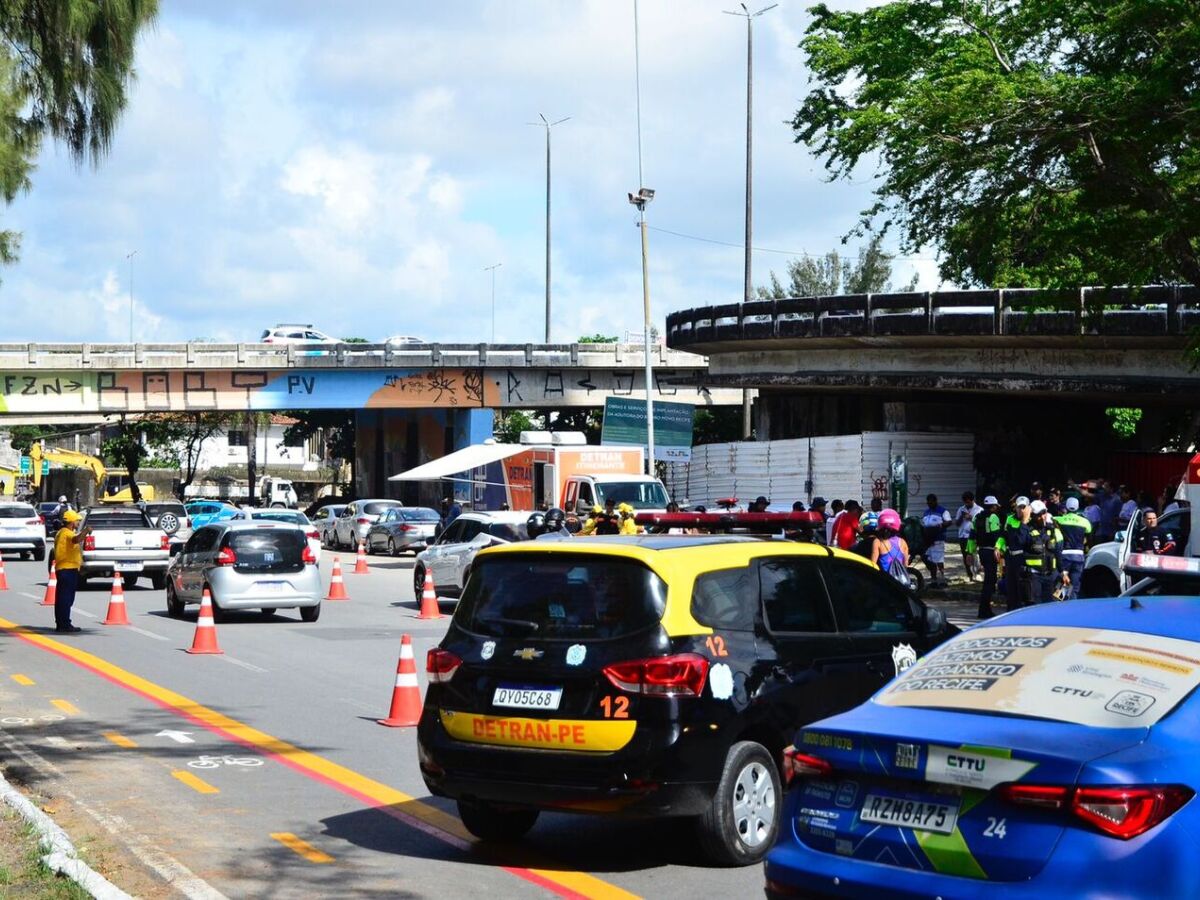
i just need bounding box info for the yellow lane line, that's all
[102,731,137,749]
[10,674,33,686]
[0,616,637,900]
[51,699,79,715]
[270,832,334,864]
[172,770,219,795]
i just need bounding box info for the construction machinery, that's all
[29,442,156,503]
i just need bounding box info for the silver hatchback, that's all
[166,521,323,622]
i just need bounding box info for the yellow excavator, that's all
[29,442,156,503]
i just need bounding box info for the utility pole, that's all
[631,0,655,474]
[126,250,138,343]
[484,262,502,342]
[530,114,569,342]
[725,3,776,439]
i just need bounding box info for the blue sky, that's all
[4,0,934,344]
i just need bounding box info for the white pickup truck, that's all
[79,506,172,590]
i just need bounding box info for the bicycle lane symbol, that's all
[186,755,265,770]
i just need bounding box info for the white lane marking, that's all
[129,626,169,642]
[45,736,70,748]
[74,609,97,619]
[0,730,229,900]
[218,656,267,674]
[19,591,40,600]
[156,730,195,744]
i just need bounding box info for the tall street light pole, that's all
[530,114,569,343]
[725,2,777,439]
[484,262,502,342]
[631,0,655,474]
[126,249,138,343]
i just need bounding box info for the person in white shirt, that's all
[955,491,984,582]
[920,494,953,587]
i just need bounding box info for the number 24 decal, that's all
[983,817,1007,839]
[599,696,629,719]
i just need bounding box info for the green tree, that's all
[8,424,78,454]
[578,334,618,344]
[493,410,534,444]
[101,415,186,503]
[164,412,232,497]
[756,235,916,299]
[795,1,1200,288]
[1106,407,1143,440]
[281,410,355,491]
[0,0,158,267]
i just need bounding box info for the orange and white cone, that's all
[353,541,370,575]
[186,588,223,655]
[378,634,422,727]
[326,557,349,601]
[40,561,57,606]
[417,567,442,620]
[0,555,8,591]
[102,573,131,626]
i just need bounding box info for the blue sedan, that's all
[184,501,242,529]
[766,596,1200,899]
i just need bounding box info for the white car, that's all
[240,508,322,560]
[384,335,426,346]
[414,511,531,599]
[259,324,339,345]
[311,504,346,548]
[0,502,47,560]
[1082,506,1193,597]
[331,499,403,550]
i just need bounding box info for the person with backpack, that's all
[920,494,952,588]
[1018,500,1068,605]
[973,496,1003,618]
[871,508,911,588]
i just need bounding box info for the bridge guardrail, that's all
[666,286,1200,347]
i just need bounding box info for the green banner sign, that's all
[601,397,694,462]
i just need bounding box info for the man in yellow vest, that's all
[53,510,92,633]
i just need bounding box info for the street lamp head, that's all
[628,188,655,209]
[639,187,655,201]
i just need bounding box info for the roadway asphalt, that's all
[0,552,767,899]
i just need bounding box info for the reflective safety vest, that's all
[1054,512,1092,555]
[973,511,1002,550]
[997,514,1025,556]
[1022,525,1064,570]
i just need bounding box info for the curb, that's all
[0,768,132,900]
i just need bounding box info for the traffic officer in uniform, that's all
[1054,496,1092,599]
[995,495,1030,610]
[1019,500,1068,605]
[974,495,1003,619]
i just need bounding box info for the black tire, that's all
[259,608,278,619]
[21,551,30,561]
[456,800,538,842]
[33,542,45,561]
[1080,567,1119,599]
[696,741,781,866]
[123,574,138,590]
[413,564,426,599]
[299,603,321,623]
[166,584,185,618]
[387,538,397,557]
[150,572,167,591]
[906,566,925,596]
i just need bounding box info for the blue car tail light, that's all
[1001,783,1193,840]
[782,747,834,786]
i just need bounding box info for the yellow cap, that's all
[592,505,603,515]
[62,509,82,523]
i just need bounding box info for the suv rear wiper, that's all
[477,615,540,633]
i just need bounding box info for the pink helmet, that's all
[878,509,901,531]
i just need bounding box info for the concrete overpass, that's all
[0,341,741,416]
[665,285,1200,402]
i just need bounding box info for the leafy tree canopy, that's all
[796,0,1200,287]
[756,234,916,298]
[578,334,619,344]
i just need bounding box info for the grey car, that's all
[365,506,441,555]
[331,499,402,550]
[166,521,322,622]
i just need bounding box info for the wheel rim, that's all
[388,539,395,554]
[731,761,776,849]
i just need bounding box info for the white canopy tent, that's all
[388,441,528,486]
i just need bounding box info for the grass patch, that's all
[0,808,91,899]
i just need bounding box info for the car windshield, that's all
[0,505,35,518]
[401,508,441,522]
[875,624,1200,728]
[254,511,307,525]
[593,481,670,509]
[362,501,400,516]
[225,529,305,571]
[456,554,666,640]
[85,510,153,528]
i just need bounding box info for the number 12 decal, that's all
[705,635,728,657]
[599,696,630,719]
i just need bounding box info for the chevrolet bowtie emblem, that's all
[513,648,544,661]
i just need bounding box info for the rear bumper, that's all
[206,568,322,609]
[82,554,169,576]
[0,536,44,549]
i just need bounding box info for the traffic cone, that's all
[326,557,349,601]
[102,573,131,626]
[417,567,442,620]
[40,561,57,606]
[185,588,223,655]
[378,634,422,727]
[0,556,8,591]
[353,541,370,575]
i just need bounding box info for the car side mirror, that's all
[1115,530,1126,542]
[923,606,946,635]
[471,533,492,546]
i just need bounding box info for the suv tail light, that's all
[782,747,834,786]
[399,524,415,532]
[160,534,170,550]
[38,515,45,524]
[306,529,319,541]
[25,519,40,526]
[1001,783,1193,839]
[302,544,318,565]
[356,517,370,525]
[427,648,462,684]
[602,654,710,697]
[83,534,95,551]
[216,546,237,566]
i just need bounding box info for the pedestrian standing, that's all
[825,499,845,545]
[920,494,952,587]
[1018,500,1067,605]
[1046,487,1064,515]
[871,509,910,585]
[1054,497,1092,599]
[53,510,91,633]
[834,500,862,550]
[996,496,1030,609]
[1082,493,1102,537]
[810,497,828,545]
[973,496,1003,618]
[1117,485,1138,532]
[954,492,983,581]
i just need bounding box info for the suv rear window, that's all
[362,501,400,516]
[0,505,36,518]
[488,522,529,542]
[402,508,441,522]
[225,529,305,571]
[457,554,666,640]
[85,510,153,528]
[877,625,1200,728]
